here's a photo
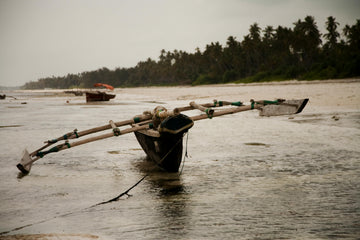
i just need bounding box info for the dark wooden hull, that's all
[134,114,194,172]
[85,92,115,102]
[134,131,184,172]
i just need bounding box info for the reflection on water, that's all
[134,156,187,196]
[0,90,359,239]
[135,159,191,239]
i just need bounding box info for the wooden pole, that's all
[28,100,245,156]
[72,99,239,138]
[29,114,153,156]
[70,114,152,139]
[175,100,239,112]
[190,104,261,121]
[69,124,148,148]
[189,101,214,117]
[38,100,236,150]
[19,124,152,170]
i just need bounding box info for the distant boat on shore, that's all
[64,83,116,102]
[85,83,116,102]
[85,91,116,102]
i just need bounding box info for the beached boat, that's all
[133,99,308,172]
[85,83,116,102]
[17,98,308,174]
[85,91,116,102]
[0,94,5,99]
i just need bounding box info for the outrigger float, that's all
[17,98,308,174]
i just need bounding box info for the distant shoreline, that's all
[4,78,359,92]
[223,78,360,87]
[1,78,359,112]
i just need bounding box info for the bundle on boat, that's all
[17,98,308,174]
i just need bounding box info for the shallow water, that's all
[0,88,359,239]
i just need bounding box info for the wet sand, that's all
[0,233,99,240]
[1,79,359,240]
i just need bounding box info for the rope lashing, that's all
[133,117,141,123]
[205,108,213,119]
[155,109,163,118]
[213,100,223,107]
[257,100,279,105]
[109,120,121,136]
[47,129,78,144]
[36,142,71,158]
[213,100,243,107]
[152,106,168,128]
[250,99,283,109]
[231,101,243,106]
[74,129,79,138]
[113,128,121,136]
[255,99,285,105]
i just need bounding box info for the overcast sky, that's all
[0,0,359,87]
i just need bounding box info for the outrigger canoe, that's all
[17,98,308,174]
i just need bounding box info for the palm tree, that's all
[343,19,360,48]
[263,26,275,44]
[249,23,261,42]
[324,16,340,50]
[293,16,322,70]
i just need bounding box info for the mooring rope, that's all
[92,174,148,206]
[179,132,189,175]
[94,134,185,206]
[1,133,189,235]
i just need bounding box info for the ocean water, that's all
[0,89,359,239]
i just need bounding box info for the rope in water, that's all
[94,134,186,206]
[179,132,189,175]
[2,132,190,235]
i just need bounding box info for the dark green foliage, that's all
[23,16,360,89]
[192,74,220,86]
[222,70,238,83]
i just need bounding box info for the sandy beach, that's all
[113,79,360,110]
[1,79,359,240]
[10,79,360,110]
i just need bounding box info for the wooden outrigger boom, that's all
[17,98,308,174]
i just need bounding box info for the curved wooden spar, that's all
[17,98,308,174]
[33,99,234,154]
[17,123,152,174]
[17,100,236,174]
[191,104,260,121]
[27,101,226,156]
[190,98,308,121]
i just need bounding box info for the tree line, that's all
[23,16,360,89]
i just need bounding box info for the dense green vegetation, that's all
[23,16,360,89]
